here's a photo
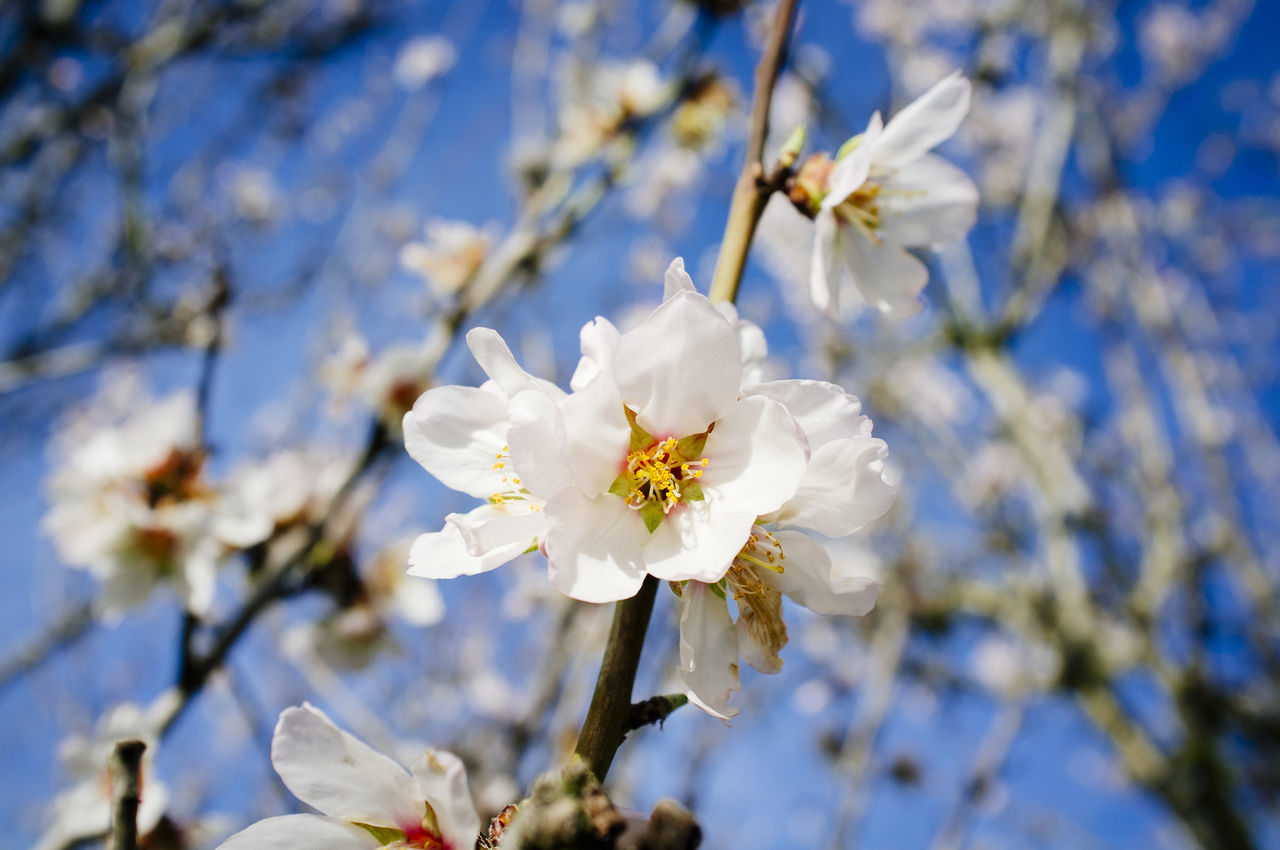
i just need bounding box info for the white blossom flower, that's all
[405,259,808,603]
[323,326,449,428]
[553,60,667,167]
[399,219,495,297]
[284,537,446,670]
[216,704,480,850]
[43,389,221,616]
[806,72,978,318]
[213,447,351,549]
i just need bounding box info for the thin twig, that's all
[108,739,146,850]
[708,0,799,304]
[0,601,94,696]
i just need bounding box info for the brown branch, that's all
[574,576,659,781]
[708,0,799,304]
[108,739,146,850]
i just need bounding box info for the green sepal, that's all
[522,538,539,554]
[354,824,406,845]
[624,406,656,453]
[778,123,807,169]
[608,474,631,499]
[708,579,728,600]
[836,132,866,161]
[639,501,665,534]
[675,431,708,461]
[682,481,705,502]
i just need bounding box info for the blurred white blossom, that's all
[36,692,178,850]
[43,388,222,616]
[392,36,456,91]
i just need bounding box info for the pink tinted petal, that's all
[837,224,928,319]
[809,212,841,314]
[569,317,621,391]
[822,112,883,209]
[271,705,421,830]
[678,582,741,721]
[765,531,880,616]
[403,385,509,499]
[872,72,971,169]
[216,815,380,850]
[614,291,741,438]
[662,256,696,300]
[408,750,481,850]
[877,154,978,248]
[701,395,808,518]
[543,491,649,602]
[747,380,866,448]
[643,500,756,583]
[407,513,530,580]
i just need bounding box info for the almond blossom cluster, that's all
[405,259,894,717]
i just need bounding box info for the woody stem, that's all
[572,0,802,784]
[708,0,800,305]
[573,575,659,780]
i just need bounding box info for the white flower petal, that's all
[614,291,741,438]
[403,385,509,499]
[406,518,528,580]
[872,72,971,169]
[569,317,622,391]
[877,154,978,248]
[702,395,808,518]
[746,380,866,448]
[837,224,928,318]
[465,328,538,398]
[449,503,543,557]
[559,376,631,498]
[215,815,380,850]
[714,302,768,387]
[662,256,696,300]
[507,390,574,498]
[678,582,740,721]
[409,750,481,850]
[823,112,883,208]
[271,704,422,831]
[809,212,841,314]
[543,491,649,602]
[643,500,756,583]
[773,436,894,537]
[764,531,880,616]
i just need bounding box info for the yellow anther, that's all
[622,438,707,516]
